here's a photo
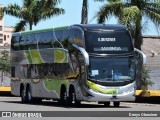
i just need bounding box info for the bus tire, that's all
[74,93,81,106]
[75,100,81,106]
[33,98,42,103]
[26,86,42,103]
[103,102,110,107]
[113,102,120,107]
[68,87,80,106]
[26,86,33,103]
[60,86,67,105]
[68,88,73,105]
[21,87,27,103]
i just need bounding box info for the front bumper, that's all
[81,81,136,102]
[85,89,135,102]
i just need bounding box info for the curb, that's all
[0,86,11,92]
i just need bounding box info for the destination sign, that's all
[98,38,116,42]
[94,47,128,52]
[85,30,133,54]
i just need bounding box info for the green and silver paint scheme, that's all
[11,26,86,100]
[11,26,144,102]
[11,47,69,99]
[71,44,136,102]
[85,80,136,101]
[11,27,71,99]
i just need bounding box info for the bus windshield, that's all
[88,56,135,82]
[85,30,133,54]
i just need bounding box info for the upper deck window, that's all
[11,36,20,51]
[85,30,133,54]
[38,32,53,49]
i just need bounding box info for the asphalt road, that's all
[0,96,160,120]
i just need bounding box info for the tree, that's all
[0,50,10,86]
[81,0,88,24]
[3,0,65,31]
[95,0,160,50]
[141,65,154,86]
[81,0,100,24]
[0,5,3,20]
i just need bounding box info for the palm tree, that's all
[3,0,65,31]
[81,0,99,24]
[0,6,3,20]
[95,0,160,50]
[81,0,88,24]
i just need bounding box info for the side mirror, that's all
[134,48,147,90]
[134,48,147,65]
[73,44,89,66]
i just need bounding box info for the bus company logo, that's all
[2,112,11,117]
[98,38,116,42]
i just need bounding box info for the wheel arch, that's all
[61,84,67,92]
[69,84,75,93]
[26,83,31,91]
[60,84,67,97]
[20,83,24,96]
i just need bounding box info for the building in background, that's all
[0,4,14,46]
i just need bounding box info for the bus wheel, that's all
[103,102,110,107]
[21,88,27,103]
[68,89,73,105]
[26,86,33,103]
[68,88,80,106]
[60,87,67,105]
[33,98,42,103]
[74,92,81,106]
[113,102,120,107]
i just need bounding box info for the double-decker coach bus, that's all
[11,24,146,107]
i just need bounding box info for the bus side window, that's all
[70,28,84,47]
[19,36,25,50]
[11,36,15,51]
[37,33,43,49]
[46,32,53,48]
[28,34,37,49]
[24,36,29,50]
[51,63,58,77]
[38,32,53,49]
[11,36,20,51]
[21,35,29,50]
[11,67,15,77]
[27,65,32,78]
[37,33,46,49]
[53,30,63,48]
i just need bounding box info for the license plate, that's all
[110,98,118,101]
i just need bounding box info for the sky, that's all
[0,0,159,35]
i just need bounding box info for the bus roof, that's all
[12,26,69,36]
[73,24,127,31]
[12,24,127,36]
